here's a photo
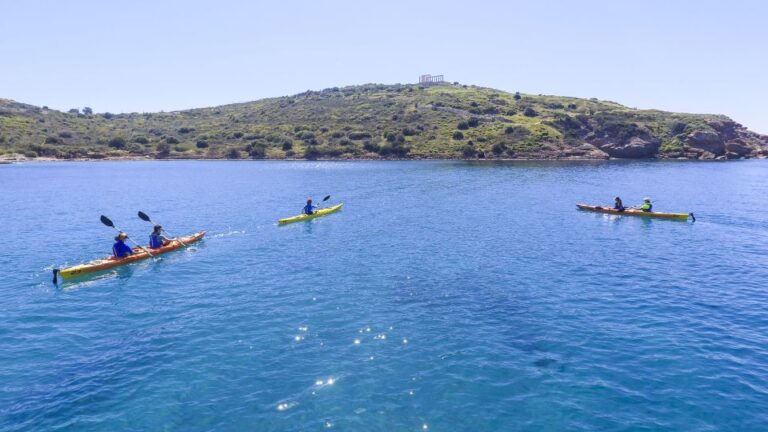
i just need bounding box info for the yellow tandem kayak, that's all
[577,204,694,221]
[278,203,344,225]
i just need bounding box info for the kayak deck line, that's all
[576,204,695,221]
[278,203,343,225]
[53,231,206,282]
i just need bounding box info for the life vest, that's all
[149,234,164,248]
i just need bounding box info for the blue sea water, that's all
[1,160,767,431]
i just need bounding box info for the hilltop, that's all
[1,83,766,161]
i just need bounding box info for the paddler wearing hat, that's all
[112,232,134,258]
[639,197,653,212]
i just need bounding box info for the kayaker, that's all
[303,198,316,215]
[149,225,171,249]
[614,197,625,212]
[112,233,134,258]
[639,197,653,212]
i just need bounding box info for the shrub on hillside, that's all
[45,136,59,144]
[58,131,73,139]
[467,117,480,127]
[491,142,507,155]
[196,140,209,148]
[82,107,93,115]
[247,143,267,159]
[363,141,380,153]
[457,121,469,130]
[304,147,321,160]
[165,137,180,144]
[178,127,195,134]
[513,92,522,100]
[523,107,538,117]
[156,142,171,158]
[232,132,244,139]
[348,131,372,140]
[671,122,687,135]
[461,145,477,158]
[133,136,150,144]
[108,137,127,149]
[226,148,241,159]
[281,141,293,151]
[453,131,464,140]
[30,144,60,157]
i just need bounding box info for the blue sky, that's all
[1,0,766,132]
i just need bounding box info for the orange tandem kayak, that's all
[54,231,206,281]
[577,204,694,221]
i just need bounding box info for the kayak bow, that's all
[278,203,343,225]
[54,231,206,282]
[577,204,694,221]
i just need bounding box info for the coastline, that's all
[2,154,765,164]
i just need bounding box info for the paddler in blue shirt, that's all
[614,196,625,212]
[112,232,134,258]
[149,225,171,249]
[303,198,316,215]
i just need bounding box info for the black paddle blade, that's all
[138,211,151,222]
[322,195,331,202]
[100,215,115,228]
[52,269,59,285]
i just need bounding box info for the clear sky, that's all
[1,0,766,132]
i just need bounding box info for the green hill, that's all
[1,83,766,160]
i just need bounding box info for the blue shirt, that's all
[303,203,315,215]
[149,233,166,248]
[112,240,133,258]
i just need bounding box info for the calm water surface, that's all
[1,160,767,431]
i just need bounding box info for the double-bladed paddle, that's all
[137,211,186,246]
[101,215,154,257]
[303,195,331,213]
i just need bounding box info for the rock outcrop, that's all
[592,136,660,159]
[686,130,725,155]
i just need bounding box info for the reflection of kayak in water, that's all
[278,203,343,225]
[576,204,694,221]
[54,231,206,281]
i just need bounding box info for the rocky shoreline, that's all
[2,152,766,164]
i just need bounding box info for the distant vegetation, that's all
[1,83,766,160]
